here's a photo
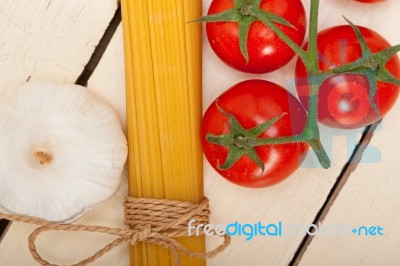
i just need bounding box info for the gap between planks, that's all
[0,5,122,240]
[0,2,386,264]
[76,5,122,87]
[289,122,381,266]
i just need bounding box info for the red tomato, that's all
[206,0,306,73]
[202,80,308,188]
[295,25,400,129]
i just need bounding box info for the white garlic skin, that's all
[0,81,128,223]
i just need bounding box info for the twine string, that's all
[0,197,230,266]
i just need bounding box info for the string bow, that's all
[0,197,230,266]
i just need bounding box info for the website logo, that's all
[188,220,384,241]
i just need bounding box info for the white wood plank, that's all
[1,1,399,266]
[0,177,129,266]
[203,1,400,266]
[298,101,400,266]
[88,25,126,131]
[0,0,117,96]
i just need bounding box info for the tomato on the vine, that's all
[205,0,306,74]
[295,25,400,129]
[202,80,308,188]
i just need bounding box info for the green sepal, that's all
[344,17,400,116]
[217,145,245,170]
[365,70,380,115]
[215,102,246,133]
[344,17,372,57]
[376,44,400,63]
[192,9,242,23]
[239,17,256,62]
[252,8,296,29]
[372,44,400,85]
[247,113,286,137]
[206,104,285,175]
[345,17,379,111]
[376,66,400,86]
[207,134,235,147]
[194,0,297,63]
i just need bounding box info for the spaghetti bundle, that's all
[121,0,204,265]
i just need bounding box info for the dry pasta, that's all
[121,0,204,265]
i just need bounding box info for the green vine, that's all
[199,0,400,169]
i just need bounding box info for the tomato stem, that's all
[307,0,320,70]
[306,85,320,124]
[203,0,400,170]
[234,134,305,147]
[240,4,253,16]
[307,139,330,168]
[250,8,307,60]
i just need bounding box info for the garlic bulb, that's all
[0,81,128,223]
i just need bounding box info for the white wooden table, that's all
[1,0,400,265]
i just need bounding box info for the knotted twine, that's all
[0,196,230,266]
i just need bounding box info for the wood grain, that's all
[0,0,117,95]
[298,102,400,266]
[0,0,399,265]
